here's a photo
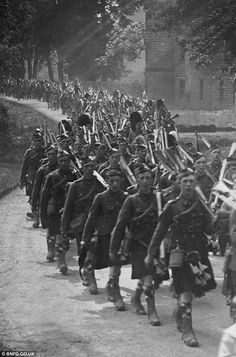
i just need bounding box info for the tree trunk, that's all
[47,52,54,81]
[27,58,32,80]
[57,50,64,83]
[32,57,39,79]
[57,59,64,83]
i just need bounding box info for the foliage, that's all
[0,0,144,81]
[150,0,236,69]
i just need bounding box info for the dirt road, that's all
[0,98,232,357]
[0,188,230,357]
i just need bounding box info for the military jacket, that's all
[195,172,214,200]
[31,162,58,211]
[207,161,222,181]
[148,194,213,258]
[82,189,127,242]
[20,147,45,184]
[110,190,159,254]
[40,168,77,217]
[61,175,105,233]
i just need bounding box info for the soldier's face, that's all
[47,150,57,164]
[211,149,221,161]
[82,162,94,178]
[58,156,70,169]
[95,147,104,157]
[82,145,90,157]
[109,153,120,167]
[108,175,122,192]
[180,174,196,197]
[195,156,206,174]
[137,149,147,161]
[61,139,70,149]
[137,172,153,192]
[118,142,127,155]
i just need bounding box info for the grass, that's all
[0,98,57,196]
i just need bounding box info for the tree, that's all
[150,0,236,70]
[0,0,144,81]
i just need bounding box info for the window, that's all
[199,79,204,101]
[179,79,185,99]
[219,80,224,102]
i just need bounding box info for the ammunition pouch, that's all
[169,247,185,268]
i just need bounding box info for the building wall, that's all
[145,0,235,110]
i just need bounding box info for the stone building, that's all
[145,0,236,110]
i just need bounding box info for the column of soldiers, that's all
[4,78,236,348]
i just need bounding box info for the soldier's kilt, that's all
[172,254,217,298]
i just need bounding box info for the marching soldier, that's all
[194,153,215,200]
[92,143,107,171]
[20,131,45,217]
[145,169,217,347]
[60,158,105,267]
[110,164,164,326]
[207,145,222,181]
[31,145,58,229]
[128,144,154,174]
[40,150,77,270]
[81,169,127,310]
[117,137,133,165]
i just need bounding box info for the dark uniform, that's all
[148,194,216,297]
[207,161,222,181]
[31,162,58,214]
[111,190,159,280]
[111,175,164,325]
[20,142,45,203]
[60,175,105,255]
[82,189,126,269]
[40,165,77,263]
[195,172,214,200]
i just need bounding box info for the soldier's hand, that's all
[109,252,121,265]
[144,255,154,269]
[19,182,24,190]
[41,216,48,229]
[80,240,88,251]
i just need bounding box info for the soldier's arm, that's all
[60,182,77,233]
[230,209,236,248]
[110,196,134,255]
[40,175,51,218]
[82,194,103,244]
[147,202,173,259]
[31,167,44,212]
[203,207,214,235]
[20,150,30,185]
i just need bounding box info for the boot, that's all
[144,287,161,326]
[131,285,146,315]
[82,268,89,287]
[57,252,68,275]
[173,302,182,332]
[181,305,199,347]
[26,212,34,219]
[87,269,98,295]
[46,241,55,262]
[32,213,39,228]
[113,283,125,311]
[106,279,114,302]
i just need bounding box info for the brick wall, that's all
[145,0,235,110]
